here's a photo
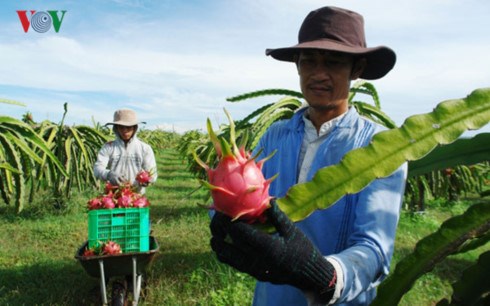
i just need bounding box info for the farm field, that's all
[0,148,487,305]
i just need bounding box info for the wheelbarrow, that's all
[75,236,159,306]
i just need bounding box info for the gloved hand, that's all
[210,201,336,303]
[138,181,149,188]
[107,171,124,186]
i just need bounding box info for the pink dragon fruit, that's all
[82,249,96,257]
[133,195,150,208]
[136,169,153,185]
[194,109,276,222]
[117,194,132,208]
[104,181,118,194]
[102,241,122,255]
[87,197,102,210]
[101,195,116,209]
[88,178,151,211]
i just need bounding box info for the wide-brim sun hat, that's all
[106,109,145,126]
[265,6,396,80]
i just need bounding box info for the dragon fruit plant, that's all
[194,109,276,223]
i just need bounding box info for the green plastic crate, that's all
[88,207,150,253]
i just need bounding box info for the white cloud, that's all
[1,0,488,135]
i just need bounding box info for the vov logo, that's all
[16,10,67,33]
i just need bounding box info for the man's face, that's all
[297,50,358,112]
[116,125,136,141]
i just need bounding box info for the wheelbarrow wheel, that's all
[111,280,128,306]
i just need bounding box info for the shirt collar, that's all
[302,108,347,137]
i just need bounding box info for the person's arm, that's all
[93,142,124,185]
[133,144,157,191]
[93,143,111,181]
[330,164,407,303]
[143,145,157,183]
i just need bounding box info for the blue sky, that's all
[1,0,489,135]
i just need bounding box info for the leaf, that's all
[449,251,490,305]
[3,129,44,164]
[0,133,23,208]
[0,97,26,107]
[0,162,20,173]
[371,202,490,306]
[408,133,490,177]
[349,80,380,109]
[352,101,396,128]
[456,231,490,254]
[249,97,303,149]
[226,89,303,102]
[0,117,68,177]
[277,88,490,221]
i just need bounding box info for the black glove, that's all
[210,201,336,303]
[107,171,124,186]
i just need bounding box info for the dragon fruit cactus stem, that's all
[194,109,277,222]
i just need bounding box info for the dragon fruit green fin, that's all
[193,150,210,170]
[223,108,241,157]
[206,118,222,157]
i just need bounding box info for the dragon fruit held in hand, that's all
[136,169,153,185]
[194,109,276,222]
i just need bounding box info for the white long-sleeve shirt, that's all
[93,130,157,193]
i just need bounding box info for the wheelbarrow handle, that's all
[99,259,108,305]
[132,256,143,306]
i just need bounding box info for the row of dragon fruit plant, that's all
[0,100,179,213]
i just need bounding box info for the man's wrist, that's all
[326,257,344,304]
[302,255,336,304]
[103,170,110,181]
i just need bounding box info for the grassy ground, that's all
[0,148,486,305]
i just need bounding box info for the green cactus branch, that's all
[0,98,26,107]
[0,116,70,211]
[226,89,303,102]
[349,80,380,109]
[408,132,490,177]
[277,88,490,221]
[371,201,490,306]
[447,251,490,305]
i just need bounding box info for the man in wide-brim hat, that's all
[210,6,407,306]
[93,108,157,192]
